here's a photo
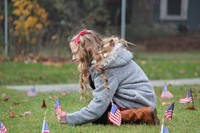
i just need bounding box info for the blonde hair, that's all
[70,29,132,98]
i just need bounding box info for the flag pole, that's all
[42,110,47,131]
[190,89,195,107]
[160,124,164,133]
[161,118,164,124]
[43,110,47,120]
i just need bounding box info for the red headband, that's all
[74,29,88,45]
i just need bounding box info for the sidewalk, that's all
[5,78,200,92]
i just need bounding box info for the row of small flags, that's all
[1,86,193,132]
[160,86,194,133]
[160,101,174,133]
[0,121,50,133]
[40,99,66,133]
[40,98,66,133]
[108,86,193,129]
[2,89,120,132]
[42,99,118,132]
[46,95,182,133]
[161,85,193,104]
[26,86,122,127]
[0,118,50,133]
[26,86,122,126]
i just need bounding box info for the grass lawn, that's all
[0,52,200,85]
[0,51,200,132]
[0,85,200,133]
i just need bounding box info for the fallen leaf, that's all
[41,99,47,109]
[3,98,9,102]
[9,112,16,118]
[12,102,20,105]
[39,76,44,80]
[186,106,197,110]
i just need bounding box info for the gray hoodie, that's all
[66,43,156,126]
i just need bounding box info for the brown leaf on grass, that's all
[39,76,45,80]
[41,99,47,109]
[3,98,9,102]
[186,106,197,110]
[10,111,32,118]
[12,102,20,105]
[9,112,16,118]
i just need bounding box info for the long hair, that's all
[70,30,132,99]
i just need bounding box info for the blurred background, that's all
[1,0,199,62]
[0,0,200,85]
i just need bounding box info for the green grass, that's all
[1,85,200,133]
[0,62,79,85]
[135,52,200,79]
[0,52,200,85]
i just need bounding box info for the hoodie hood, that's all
[91,43,133,69]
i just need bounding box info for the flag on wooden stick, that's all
[27,87,37,97]
[164,102,174,121]
[42,120,50,133]
[179,89,193,104]
[108,103,121,126]
[0,122,7,133]
[161,86,173,99]
[55,99,66,116]
[55,99,62,114]
[160,124,170,133]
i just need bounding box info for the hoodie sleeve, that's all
[66,70,119,126]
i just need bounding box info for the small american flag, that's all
[164,102,174,120]
[108,103,121,126]
[55,99,66,116]
[42,120,50,133]
[0,121,8,133]
[160,86,173,99]
[27,87,37,97]
[55,99,62,114]
[160,124,169,133]
[179,89,193,104]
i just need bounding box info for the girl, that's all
[57,29,160,126]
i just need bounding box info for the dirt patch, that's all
[137,33,200,52]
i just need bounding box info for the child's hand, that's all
[57,112,67,124]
